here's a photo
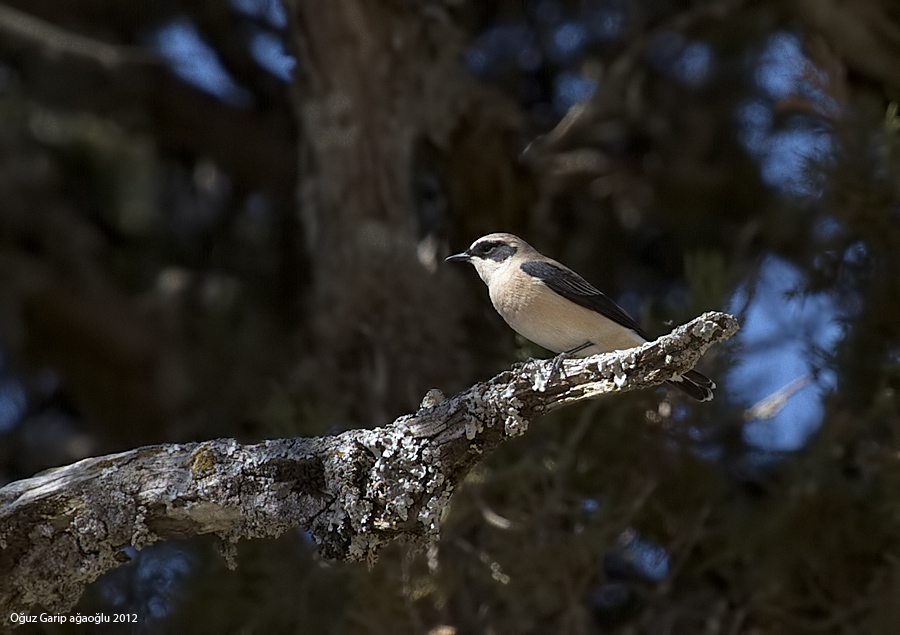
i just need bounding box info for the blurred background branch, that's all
[0,2,160,67]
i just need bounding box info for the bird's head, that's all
[445,233,533,286]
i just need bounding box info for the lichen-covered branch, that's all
[0,311,738,619]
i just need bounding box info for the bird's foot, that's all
[550,341,593,380]
[512,357,540,372]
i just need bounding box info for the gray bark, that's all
[0,311,738,620]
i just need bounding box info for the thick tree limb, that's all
[0,311,737,618]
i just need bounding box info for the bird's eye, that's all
[471,241,507,258]
[476,242,498,255]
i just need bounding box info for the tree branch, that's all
[0,311,738,618]
[0,3,160,68]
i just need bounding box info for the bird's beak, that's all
[445,251,471,263]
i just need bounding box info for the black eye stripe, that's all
[472,241,516,262]
[474,241,502,253]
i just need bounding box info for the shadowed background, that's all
[2,0,900,632]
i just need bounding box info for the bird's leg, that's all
[563,342,594,356]
[550,341,594,380]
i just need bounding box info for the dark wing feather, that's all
[520,261,651,340]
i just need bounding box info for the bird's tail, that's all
[666,369,716,402]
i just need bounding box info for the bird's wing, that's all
[520,261,651,340]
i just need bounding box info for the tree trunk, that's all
[287,0,532,423]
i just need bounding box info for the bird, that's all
[445,232,715,401]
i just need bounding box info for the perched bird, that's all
[446,232,715,401]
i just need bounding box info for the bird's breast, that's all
[489,278,644,355]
